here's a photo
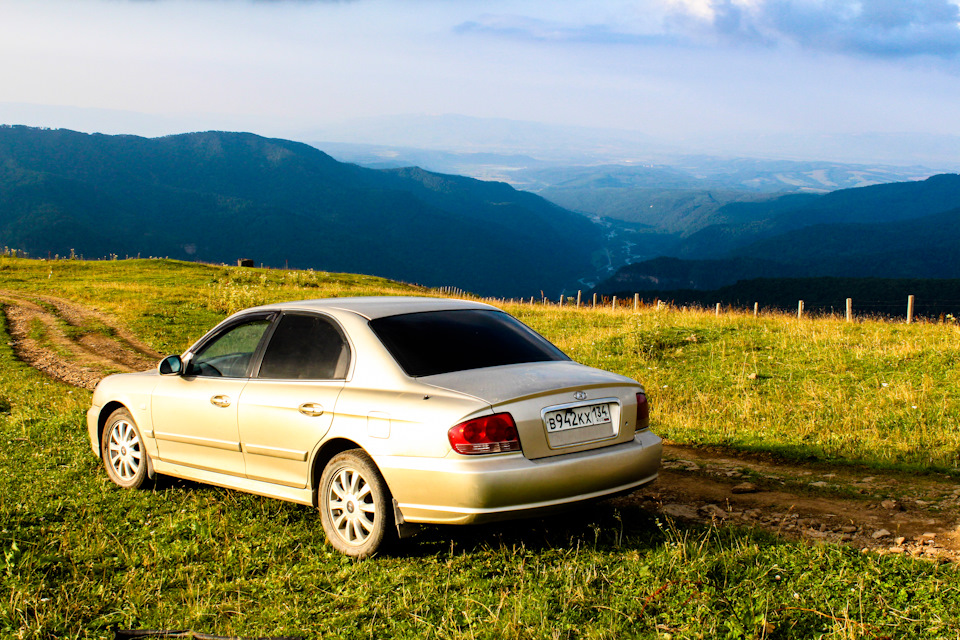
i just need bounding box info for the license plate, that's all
[544,403,612,432]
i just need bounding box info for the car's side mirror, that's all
[158,355,183,376]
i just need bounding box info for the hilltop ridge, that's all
[596,173,960,294]
[0,126,601,297]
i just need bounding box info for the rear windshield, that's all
[369,309,569,377]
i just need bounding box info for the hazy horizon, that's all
[3,0,960,168]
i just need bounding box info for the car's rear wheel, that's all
[101,408,151,489]
[319,449,392,557]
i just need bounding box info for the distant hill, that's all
[536,160,930,230]
[0,126,602,297]
[595,174,960,293]
[595,256,802,292]
[731,205,960,279]
[319,140,946,275]
[321,143,933,230]
[677,174,960,259]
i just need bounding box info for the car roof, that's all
[250,296,498,320]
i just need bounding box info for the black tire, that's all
[318,449,393,558]
[101,408,151,489]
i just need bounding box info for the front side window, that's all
[189,318,272,378]
[369,309,569,377]
[258,313,350,380]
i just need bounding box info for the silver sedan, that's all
[88,297,662,556]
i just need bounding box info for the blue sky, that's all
[2,0,960,154]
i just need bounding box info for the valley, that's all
[5,125,960,303]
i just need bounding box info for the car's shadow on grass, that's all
[143,475,677,559]
[393,497,670,559]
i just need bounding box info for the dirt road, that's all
[3,290,957,560]
[623,445,960,561]
[0,289,161,389]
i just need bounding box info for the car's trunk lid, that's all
[418,361,644,460]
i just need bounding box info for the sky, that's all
[2,0,960,163]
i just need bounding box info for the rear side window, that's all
[258,313,350,380]
[369,309,569,377]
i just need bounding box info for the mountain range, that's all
[3,124,960,301]
[595,174,960,294]
[319,141,942,274]
[0,126,600,297]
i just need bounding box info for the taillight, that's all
[636,392,650,431]
[448,413,521,455]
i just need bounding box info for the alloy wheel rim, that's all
[107,419,142,481]
[327,467,376,545]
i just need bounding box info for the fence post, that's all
[798,300,804,319]
[846,298,853,322]
[753,302,759,317]
[715,303,721,316]
[559,294,564,307]
[612,296,617,311]
[592,293,597,307]
[634,293,639,312]
[907,295,915,323]
[577,290,582,308]
[656,299,662,311]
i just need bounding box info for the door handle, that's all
[299,402,324,417]
[210,395,231,408]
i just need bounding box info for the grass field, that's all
[2,256,959,639]
[509,302,960,473]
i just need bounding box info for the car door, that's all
[151,313,274,477]
[238,312,349,488]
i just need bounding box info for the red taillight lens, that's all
[448,413,520,455]
[636,392,650,431]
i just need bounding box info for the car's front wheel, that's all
[319,449,393,557]
[101,408,151,489]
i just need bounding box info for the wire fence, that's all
[449,289,960,325]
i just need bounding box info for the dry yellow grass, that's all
[3,255,958,470]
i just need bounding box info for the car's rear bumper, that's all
[377,430,662,525]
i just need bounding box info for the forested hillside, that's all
[0,126,601,297]
[596,174,960,293]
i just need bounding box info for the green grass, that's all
[26,318,46,342]
[61,318,116,342]
[0,256,426,354]
[2,256,960,638]
[508,304,960,474]
[23,317,74,360]
[5,254,960,471]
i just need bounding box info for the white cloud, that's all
[454,0,960,62]
[672,0,960,59]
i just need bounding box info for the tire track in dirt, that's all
[621,443,960,561]
[0,289,161,390]
[1,290,958,560]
